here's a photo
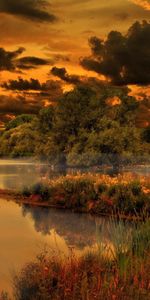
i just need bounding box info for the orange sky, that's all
[0,0,150,119]
[0,1,150,80]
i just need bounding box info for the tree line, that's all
[0,82,149,170]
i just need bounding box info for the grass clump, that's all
[22,183,52,202]
[21,173,150,217]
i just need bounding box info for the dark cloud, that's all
[51,66,109,89]
[80,21,150,85]
[0,47,25,71]
[0,0,57,23]
[51,66,81,84]
[2,78,63,102]
[0,76,63,120]
[2,78,45,91]
[0,47,50,72]
[16,56,50,70]
[0,94,42,114]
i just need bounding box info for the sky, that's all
[0,0,150,124]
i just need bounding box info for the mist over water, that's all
[0,158,149,191]
[0,159,44,190]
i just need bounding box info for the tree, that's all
[6,114,35,130]
[38,106,54,133]
[0,123,39,157]
[142,126,150,143]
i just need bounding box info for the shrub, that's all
[129,181,142,196]
[31,183,51,201]
[22,186,31,197]
[95,182,107,194]
[112,184,136,213]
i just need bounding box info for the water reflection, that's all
[21,204,132,253]
[0,198,133,294]
[22,205,98,249]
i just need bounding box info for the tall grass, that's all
[4,217,149,300]
[21,173,150,217]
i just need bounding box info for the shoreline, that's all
[0,188,144,221]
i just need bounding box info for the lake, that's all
[0,159,148,295]
[0,197,124,295]
[0,158,149,191]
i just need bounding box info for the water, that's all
[0,159,147,295]
[0,159,149,191]
[0,159,45,190]
[0,197,118,295]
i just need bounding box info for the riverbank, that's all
[1,173,149,220]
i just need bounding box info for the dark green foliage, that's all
[22,186,32,197]
[6,114,35,130]
[96,183,107,194]
[129,181,142,196]
[23,176,150,216]
[38,106,54,133]
[57,177,97,209]
[0,84,149,167]
[142,126,150,143]
[0,123,39,157]
[31,183,51,201]
[111,184,136,213]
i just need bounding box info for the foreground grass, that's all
[1,219,150,300]
[21,173,150,217]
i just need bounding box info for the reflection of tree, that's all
[22,205,111,249]
[22,204,133,254]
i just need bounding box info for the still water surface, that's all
[0,159,148,295]
[0,159,149,191]
[0,198,116,294]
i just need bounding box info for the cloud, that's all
[51,66,81,84]
[0,86,62,117]
[16,56,50,70]
[0,47,50,72]
[2,77,63,101]
[2,78,45,91]
[0,0,57,22]
[80,21,150,85]
[0,94,42,114]
[0,47,25,71]
[130,0,150,10]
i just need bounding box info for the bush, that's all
[113,184,136,213]
[31,183,51,201]
[59,177,97,208]
[129,181,142,196]
[22,186,32,197]
[21,174,150,216]
[95,182,107,194]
